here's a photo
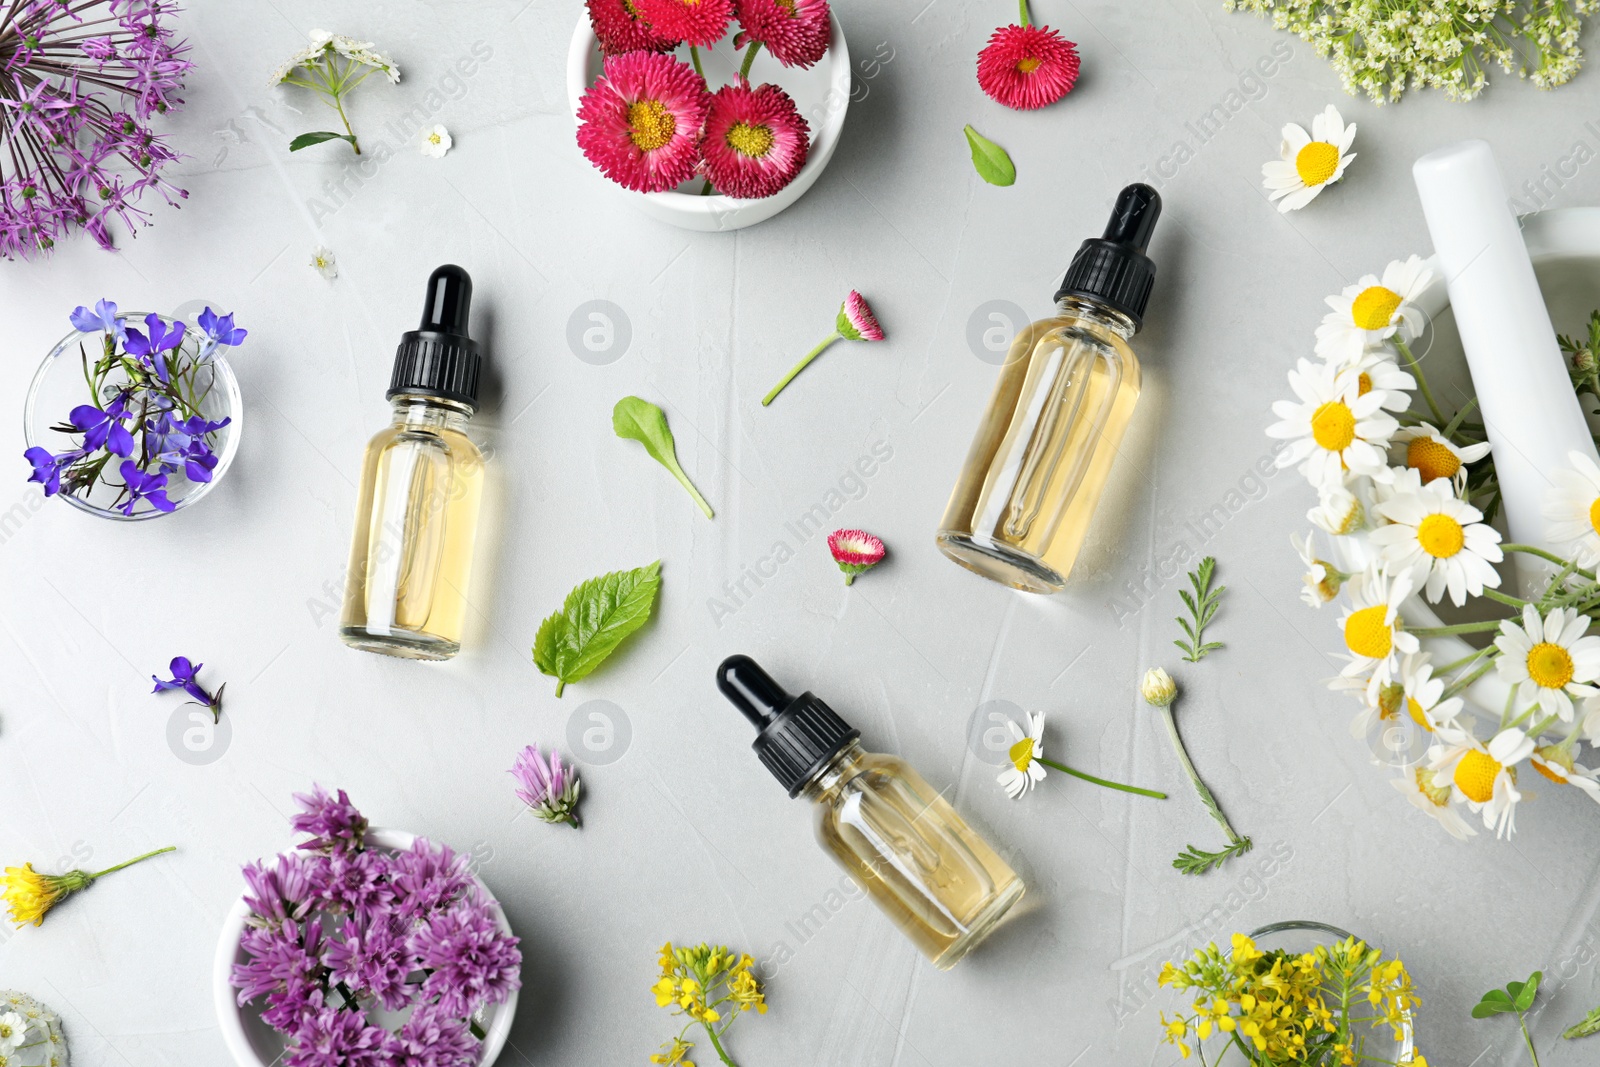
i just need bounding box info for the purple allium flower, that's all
[0,1,194,258]
[323,914,413,1011]
[70,399,134,456]
[309,848,394,919]
[509,743,583,828]
[240,853,317,925]
[409,898,523,1018]
[291,785,368,854]
[198,306,248,347]
[387,838,474,921]
[23,445,82,496]
[233,920,327,1032]
[119,458,175,514]
[392,1002,481,1067]
[285,1003,396,1067]
[69,298,127,342]
[123,313,185,383]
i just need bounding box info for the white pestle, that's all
[1412,140,1598,591]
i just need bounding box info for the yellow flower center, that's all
[1534,759,1568,784]
[628,100,677,152]
[1017,56,1042,74]
[1356,372,1372,396]
[1310,400,1356,452]
[725,121,775,159]
[428,132,442,145]
[1527,641,1575,689]
[1415,766,1450,806]
[1294,141,1340,187]
[1416,513,1465,558]
[1344,605,1392,660]
[1351,285,1403,331]
[1406,696,1432,732]
[1406,437,1460,483]
[1589,496,1600,537]
[1453,750,1501,804]
[1008,737,1035,773]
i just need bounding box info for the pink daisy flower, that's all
[587,0,677,55]
[633,0,735,48]
[761,290,884,406]
[701,79,809,199]
[735,0,831,69]
[828,529,886,585]
[977,23,1080,110]
[577,52,710,193]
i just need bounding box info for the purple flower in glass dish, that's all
[123,312,185,383]
[509,743,583,828]
[119,459,174,515]
[69,298,127,343]
[409,897,523,1019]
[291,785,368,854]
[69,398,134,456]
[23,445,83,496]
[198,306,248,348]
[151,655,224,722]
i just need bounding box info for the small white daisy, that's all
[310,245,338,280]
[1370,479,1503,606]
[1268,358,1399,490]
[1261,104,1356,213]
[1530,744,1600,804]
[420,124,453,158]
[1291,529,1346,607]
[1429,725,1535,838]
[1390,765,1477,841]
[1315,255,1433,364]
[1337,566,1419,698]
[1399,653,1465,734]
[1494,604,1600,721]
[1544,450,1600,567]
[1333,349,1415,403]
[1307,479,1366,536]
[1390,423,1492,490]
[997,711,1047,799]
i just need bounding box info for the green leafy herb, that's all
[1172,838,1253,876]
[533,561,661,697]
[963,124,1015,187]
[289,131,359,152]
[1175,556,1225,662]
[1474,971,1544,1066]
[613,397,714,519]
[1565,1002,1600,1039]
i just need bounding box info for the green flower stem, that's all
[1441,658,1498,701]
[1482,588,1529,609]
[1158,703,1245,845]
[739,40,762,80]
[762,333,840,406]
[1503,542,1595,579]
[1395,339,1446,427]
[1018,0,1032,26]
[1036,757,1167,799]
[1436,646,1495,675]
[704,1023,738,1067]
[1520,1013,1543,1067]
[332,92,361,154]
[700,179,715,196]
[89,845,175,880]
[1411,620,1505,636]
[1442,395,1479,440]
[691,44,705,79]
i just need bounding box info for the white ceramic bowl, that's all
[566,13,851,231]
[212,827,518,1067]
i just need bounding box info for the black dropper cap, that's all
[717,655,861,797]
[1054,183,1162,331]
[387,264,482,412]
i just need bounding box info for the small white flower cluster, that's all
[269,28,401,88]
[1226,0,1598,103]
[0,989,68,1067]
[1268,255,1600,840]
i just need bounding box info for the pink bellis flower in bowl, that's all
[566,0,851,231]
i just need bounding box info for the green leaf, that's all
[1515,971,1542,1011]
[1473,989,1515,1018]
[532,561,661,697]
[1564,1002,1600,1038]
[963,124,1015,187]
[290,131,358,152]
[612,397,714,519]
[1171,837,1252,876]
[1174,556,1226,662]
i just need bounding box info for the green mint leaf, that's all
[1564,1003,1600,1038]
[963,125,1015,187]
[613,397,714,518]
[533,561,661,697]
[290,131,357,152]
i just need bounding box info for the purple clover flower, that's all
[291,785,368,854]
[151,655,223,721]
[509,743,583,827]
[198,306,248,347]
[409,897,523,1019]
[119,458,174,514]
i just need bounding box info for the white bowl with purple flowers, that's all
[22,300,245,521]
[212,787,520,1067]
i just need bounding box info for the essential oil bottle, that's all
[716,655,1024,969]
[937,183,1162,593]
[340,265,486,661]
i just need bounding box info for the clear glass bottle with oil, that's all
[938,183,1161,593]
[717,655,1024,969]
[340,265,486,661]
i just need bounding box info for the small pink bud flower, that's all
[828,528,886,585]
[762,290,887,405]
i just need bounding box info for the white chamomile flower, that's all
[1370,479,1503,606]
[1428,725,1535,838]
[1337,566,1419,697]
[997,711,1047,799]
[1291,529,1346,606]
[1268,358,1399,490]
[1261,104,1356,213]
[1544,450,1600,567]
[0,1012,23,1052]
[1315,255,1433,364]
[1308,479,1366,536]
[1494,605,1600,721]
[1333,350,1415,405]
[1390,423,1492,490]
[1530,744,1600,804]
[1390,766,1477,841]
[310,245,338,280]
[420,124,453,158]
[1399,654,1464,734]
[1371,463,1423,508]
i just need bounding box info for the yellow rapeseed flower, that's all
[649,1036,696,1066]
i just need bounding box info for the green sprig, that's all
[1474,971,1544,1067]
[1174,557,1225,662]
[1172,838,1253,876]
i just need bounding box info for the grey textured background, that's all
[3,0,1600,1063]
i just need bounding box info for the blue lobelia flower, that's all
[123,313,185,384]
[69,298,127,343]
[197,307,248,348]
[22,445,82,496]
[119,459,175,515]
[70,398,134,456]
[151,655,224,722]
